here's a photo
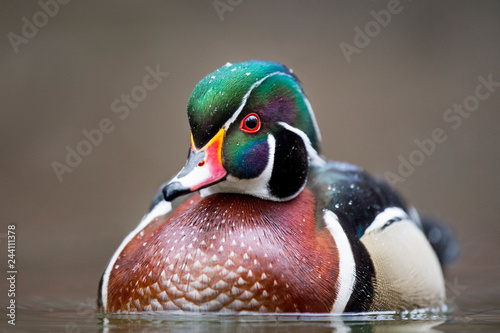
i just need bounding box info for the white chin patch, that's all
[200,135,279,201]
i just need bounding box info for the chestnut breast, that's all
[107,188,339,312]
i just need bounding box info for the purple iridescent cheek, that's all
[223,134,269,180]
[259,97,296,125]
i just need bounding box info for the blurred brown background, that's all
[1,0,499,315]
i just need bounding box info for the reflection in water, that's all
[99,311,445,333]
[14,300,500,332]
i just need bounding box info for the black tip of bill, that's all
[162,181,191,202]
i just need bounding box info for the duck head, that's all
[163,60,324,202]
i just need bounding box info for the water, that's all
[6,301,500,332]
[3,249,500,332]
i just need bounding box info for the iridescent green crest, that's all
[187,60,320,152]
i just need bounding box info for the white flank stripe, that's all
[323,210,356,313]
[100,200,172,311]
[365,207,409,234]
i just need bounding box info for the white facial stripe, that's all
[200,134,277,200]
[100,200,172,311]
[222,71,296,130]
[302,94,322,143]
[277,121,326,167]
[365,207,410,234]
[323,210,356,313]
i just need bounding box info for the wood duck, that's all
[98,60,458,313]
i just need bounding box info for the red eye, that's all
[240,113,261,133]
